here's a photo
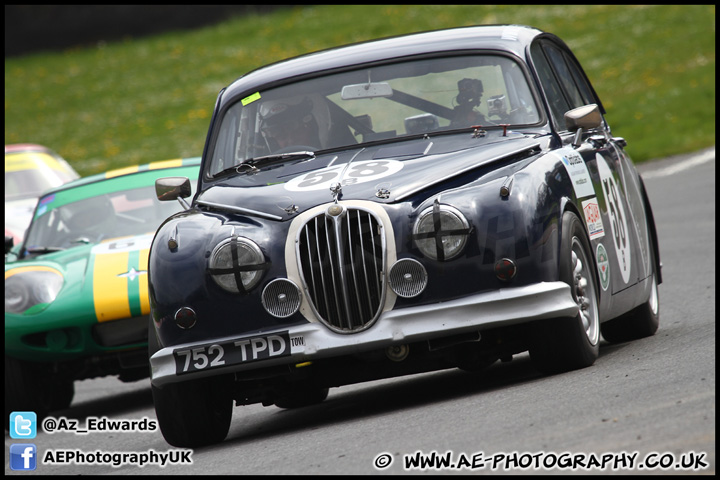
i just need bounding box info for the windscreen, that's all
[207,54,540,177]
[23,185,185,252]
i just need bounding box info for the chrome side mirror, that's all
[565,104,602,147]
[156,177,192,209]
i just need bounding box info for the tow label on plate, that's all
[174,331,291,374]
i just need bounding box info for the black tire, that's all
[274,386,329,409]
[5,356,74,425]
[152,375,233,448]
[49,379,75,412]
[601,272,659,343]
[530,212,600,374]
[149,321,232,447]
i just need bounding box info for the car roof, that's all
[5,143,80,187]
[4,143,56,155]
[39,157,202,196]
[221,25,546,104]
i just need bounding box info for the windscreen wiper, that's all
[24,236,93,255]
[25,246,66,254]
[216,151,315,177]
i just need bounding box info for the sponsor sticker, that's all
[582,198,605,240]
[596,243,610,291]
[557,148,595,199]
[241,91,261,106]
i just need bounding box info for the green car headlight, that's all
[5,267,64,314]
[208,235,266,294]
[413,203,471,261]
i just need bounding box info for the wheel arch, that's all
[638,175,662,285]
[557,196,602,295]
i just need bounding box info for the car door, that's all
[530,38,647,293]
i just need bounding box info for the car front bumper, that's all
[150,281,578,387]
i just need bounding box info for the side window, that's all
[530,42,570,130]
[545,44,586,109]
[564,53,596,107]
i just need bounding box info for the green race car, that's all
[5,157,200,421]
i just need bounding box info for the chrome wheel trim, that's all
[571,238,600,346]
[648,274,659,316]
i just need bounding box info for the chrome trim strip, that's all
[330,208,353,328]
[346,211,361,315]
[150,281,577,387]
[197,200,284,221]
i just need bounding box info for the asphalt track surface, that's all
[5,146,715,475]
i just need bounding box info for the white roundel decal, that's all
[91,234,154,255]
[285,160,403,192]
[596,153,631,284]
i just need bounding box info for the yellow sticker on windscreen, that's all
[242,92,261,106]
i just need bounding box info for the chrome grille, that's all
[297,206,385,333]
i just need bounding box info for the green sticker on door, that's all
[596,243,610,291]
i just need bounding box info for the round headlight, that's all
[5,267,64,314]
[208,236,266,293]
[413,204,470,261]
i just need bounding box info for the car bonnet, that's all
[197,135,541,219]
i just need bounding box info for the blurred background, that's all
[5,5,715,176]
[5,6,288,57]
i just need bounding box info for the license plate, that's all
[173,331,291,374]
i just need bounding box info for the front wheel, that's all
[601,273,659,343]
[5,356,75,425]
[530,212,600,374]
[152,375,233,448]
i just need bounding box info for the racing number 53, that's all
[285,159,403,191]
[596,153,631,284]
[296,170,338,189]
[603,177,627,255]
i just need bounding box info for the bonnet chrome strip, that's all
[197,200,284,221]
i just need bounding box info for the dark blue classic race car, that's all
[148,25,661,447]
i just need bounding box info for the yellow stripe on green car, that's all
[149,158,183,169]
[104,165,140,178]
[5,265,61,279]
[138,247,150,315]
[5,152,68,172]
[91,236,152,322]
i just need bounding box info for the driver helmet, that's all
[259,95,330,150]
